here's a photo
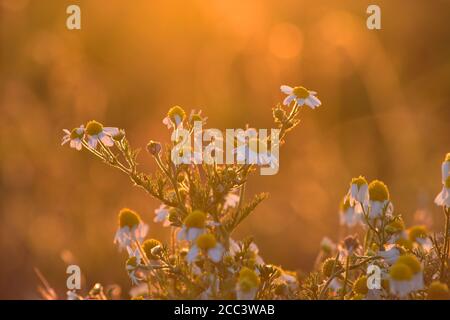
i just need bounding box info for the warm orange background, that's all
[1,0,449,299]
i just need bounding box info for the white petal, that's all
[103,127,119,136]
[88,136,98,149]
[208,244,224,263]
[100,133,114,147]
[283,94,295,106]
[186,245,199,263]
[280,85,293,94]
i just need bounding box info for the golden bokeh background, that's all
[1,0,449,298]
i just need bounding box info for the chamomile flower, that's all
[114,208,149,250]
[339,197,361,227]
[435,176,450,208]
[85,120,119,149]
[177,210,206,241]
[368,180,392,219]
[153,204,171,227]
[187,233,224,264]
[389,254,423,297]
[142,239,162,262]
[397,254,424,292]
[61,126,85,151]
[389,263,414,297]
[280,85,321,109]
[234,136,278,169]
[229,239,265,268]
[236,267,260,300]
[126,255,142,285]
[347,176,369,207]
[163,105,186,129]
[408,225,432,251]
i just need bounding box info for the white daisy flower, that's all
[85,120,119,149]
[368,180,391,219]
[408,226,433,252]
[224,192,240,210]
[228,239,264,266]
[126,253,142,286]
[339,198,361,228]
[346,176,369,207]
[114,208,149,251]
[163,105,186,130]
[177,210,207,241]
[435,176,450,208]
[187,233,224,264]
[236,267,260,300]
[153,204,171,227]
[280,85,321,109]
[234,135,278,169]
[61,125,85,151]
[389,255,423,298]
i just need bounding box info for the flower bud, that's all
[146,140,162,156]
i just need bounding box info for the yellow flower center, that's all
[142,239,161,260]
[353,276,368,295]
[238,267,260,291]
[445,153,450,162]
[292,86,310,99]
[397,254,421,274]
[183,210,206,228]
[118,208,141,228]
[408,225,427,242]
[351,176,368,187]
[368,180,390,202]
[167,106,186,124]
[70,127,84,140]
[85,120,104,136]
[389,263,413,281]
[196,233,217,250]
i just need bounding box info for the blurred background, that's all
[1,0,449,299]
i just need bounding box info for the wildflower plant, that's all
[60,85,450,300]
[61,85,319,300]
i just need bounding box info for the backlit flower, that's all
[280,85,321,109]
[85,120,119,149]
[339,198,361,227]
[435,176,450,208]
[368,180,391,219]
[61,126,84,151]
[236,267,260,300]
[163,105,186,129]
[177,210,206,241]
[114,208,149,250]
[187,233,224,264]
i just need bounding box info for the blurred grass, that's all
[0,0,449,298]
